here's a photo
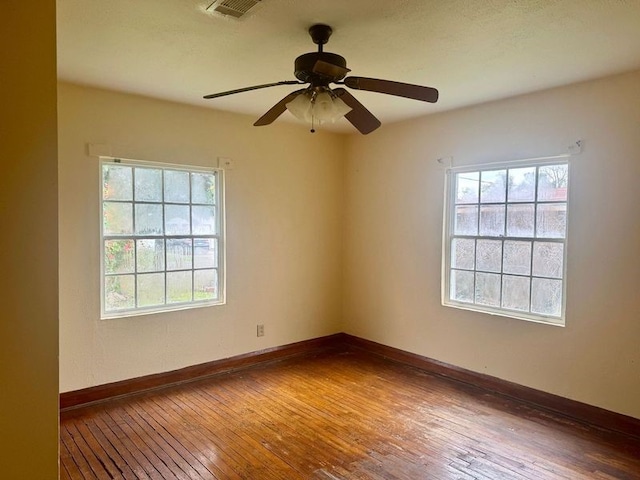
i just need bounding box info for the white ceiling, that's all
[57,0,640,133]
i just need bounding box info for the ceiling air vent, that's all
[209,0,261,18]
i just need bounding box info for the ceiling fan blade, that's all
[254,89,307,126]
[333,88,381,135]
[203,81,302,99]
[343,76,439,103]
[312,60,351,80]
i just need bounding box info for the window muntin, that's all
[101,158,225,318]
[443,161,568,325]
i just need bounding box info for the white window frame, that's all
[442,158,569,326]
[100,157,226,319]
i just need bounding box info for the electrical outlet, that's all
[257,324,265,337]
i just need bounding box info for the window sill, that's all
[442,301,565,327]
[101,298,226,320]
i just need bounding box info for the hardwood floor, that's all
[60,350,640,479]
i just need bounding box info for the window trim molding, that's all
[441,157,570,326]
[99,156,226,319]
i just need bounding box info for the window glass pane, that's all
[538,164,568,201]
[451,238,474,270]
[454,205,478,235]
[136,239,164,273]
[165,205,191,235]
[506,204,535,237]
[192,206,216,235]
[450,270,474,303]
[164,170,190,203]
[503,240,532,276]
[531,278,562,316]
[134,168,162,202]
[455,172,479,204]
[480,170,506,203]
[191,172,216,205]
[508,167,536,202]
[104,240,134,274]
[476,239,502,273]
[135,203,163,235]
[536,203,566,238]
[445,160,567,323]
[103,202,133,235]
[166,239,192,271]
[475,272,501,307]
[101,159,223,317]
[502,275,530,312]
[532,242,564,279]
[102,165,132,201]
[167,271,192,303]
[194,269,218,300]
[137,273,165,307]
[105,275,135,311]
[479,205,505,236]
[194,238,218,269]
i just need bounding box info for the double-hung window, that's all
[100,157,225,318]
[443,160,569,325]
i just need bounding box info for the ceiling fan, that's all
[203,24,439,134]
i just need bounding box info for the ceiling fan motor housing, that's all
[294,52,348,83]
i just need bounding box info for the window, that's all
[442,160,569,325]
[100,157,225,318]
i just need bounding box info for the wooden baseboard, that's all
[60,332,640,440]
[59,333,344,410]
[341,334,640,440]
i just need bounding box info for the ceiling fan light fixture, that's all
[313,91,352,123]
[285,89,352,126]
[285,92,313,122]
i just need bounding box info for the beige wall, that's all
[0,1,59,477]
[58,83,345,392]
[344,70,640,419]
[60,70,640,422]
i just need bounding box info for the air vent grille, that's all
[212,0,261,18]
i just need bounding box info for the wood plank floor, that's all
[60,350,640,479]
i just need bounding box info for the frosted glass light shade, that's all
[313,92,335,122]
[313,92,352,122]
[325,96,352,121]
[286,90,352,124]
[286,93,313,122]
